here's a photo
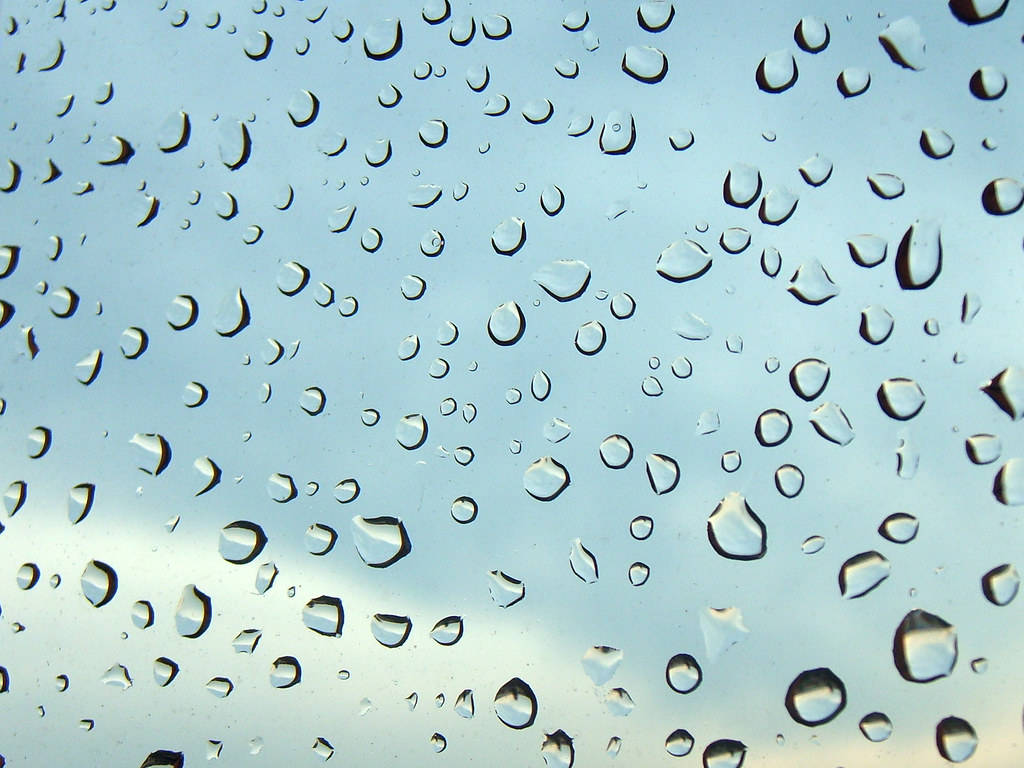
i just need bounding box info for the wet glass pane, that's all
[0,1,1022,765]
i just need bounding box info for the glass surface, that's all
[0,1,1022,765]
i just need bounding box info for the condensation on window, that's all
[0,1,1022,766]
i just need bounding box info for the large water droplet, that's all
[541,730,574,768]
[788,257,840,305]
[839,551,892,597]
[893,609,957,682]
[859,712,893,742]
[785,668,846,726]
[795,16,829,52]
[219,521,267,564]
[494,678,537,729]
[363,18,402,60]
[981,563,1019,605]
[175,584,212,638]
[303,596,344,636]
[622,45,668,83]
[756,49,798,93]
[81,560,117,607]
[395,414,428,449]
[524,456,570,501]
[581,645,623,685]
[879,17,926,70]
[702,739,747,768]
[666,653,702,694]
[936,716,978,762]
[488,570,525,607]
[707,492,766,560]
[809,402,855,445]
[724,163,761,207]
[491,217,526,255]
[370,614,411,647]
[993,458,1024,505]
[755,409,792,446]
[351,516,411,567]
[879,512,919,543]
[533,259,590,300]
[896,219,942,290]
[646,453,679,494]
[488,301,526,345]
[981,177,1023,215]
[656,239,711,282]
[665,730,694,757]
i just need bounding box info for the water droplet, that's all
[81,560,117,607]
[599,110,636,155]
[666,654,702,693]
[304,523,337,556]
[370,613,411,647]
[994,458,1024,504]
[523,456,570,501]
[674,312,712,340]
[721,450,741,472]
[799,153,833,186]
[755,409,792,446]
[574,320,607,355]
[641,375,663,396]
[351,516,411,567]
[219,521,267,564]
[981,563,1019,605]
[802,536,826,554]
[646,453,679,494]
[756,49,798,93]
[400,275,426,300]
[724,163,761,207]
[970,65,1007,99]
[302,596,344,636]
[981,177,1023,215]
[708,492,766,560]
[15,562,38,590]
[605,687,634,716]
[533,259,591,300]
[361,408,380,426]
[785,668,846,726]
[669,129,694,150]
[877,378,926,420]
[488,301,526,345]
[788,259,839,304]
[879,17,926,70]
[494,678,537,729]
[671,356,693,378]
[266,472,297,502]
[175,584,212,638]
[867,172,905,199]
[581,645,623,684]
[936,716,978,762]
[205,677,233,698]
[759,187,798,224]
[488,570,525,607]
[622,45,668,83]
[838,67,871,97]
[363,17,401,60]
[809,402,855,445]
[656,239,711,282]
[102,664,132,690]
[606,737,622,757]
[879,512,919,543]
[839,551,892,597]
[569,538,599,583]
[702,739,747,768]
[857,712,894,742]
[395,414,427,449]
[541,730,574,767]
[893,609,957,682]
[795,16,829,52]
[629,516,653,541]
[454,689,475,718]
